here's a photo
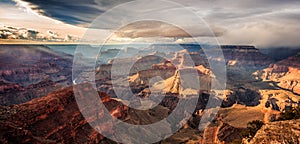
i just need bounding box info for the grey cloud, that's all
[220,21,300,48]
[12,0,300,47]
[114,21,226,38]
[15,0,300,26]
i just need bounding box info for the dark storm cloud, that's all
[14,0,132,25]
[14,0,300,27]
[12,0,300,47]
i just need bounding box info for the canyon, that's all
[0,45,73,106]
[0,44,300,143]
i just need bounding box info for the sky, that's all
[0,0,300,48]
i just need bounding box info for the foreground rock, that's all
[248,119,300,144]
[0,84,114,143]
[0,83,175,143]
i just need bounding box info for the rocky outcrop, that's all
[150,65,212,95]
[129,60,177,85]
[0,79,62,106]
[218,123,244,143]
[0,83,173,143]
[221,87,261,107]
[254,53,300,95]
[278,80,300,95]
[221,45,274,69]
[0,84,111,143]
[0,82,219,143]
[248,119,300,144]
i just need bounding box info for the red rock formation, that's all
[249,119,300,144]
[255,53,300,95]
[0,83,176,143]
[0,84,128,143]
[221,45,274,68]
[0,79,63,106]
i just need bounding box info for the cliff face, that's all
[254,53,300,95]
[221,45,274,69]
[0,83,173,143]
[0,84,117,143]
[0,45,73,106]
[221,87,261,107]
[248,119,300,144]
[0,79,62,106]
[0,45,72,86]
[129,60,177,85]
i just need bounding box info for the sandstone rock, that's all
[221,45,274,69]
[254,53,300,95]
[221,88,261,107]
[0,83,173,143]
[249,119,300,144]
[0,84,111,143]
